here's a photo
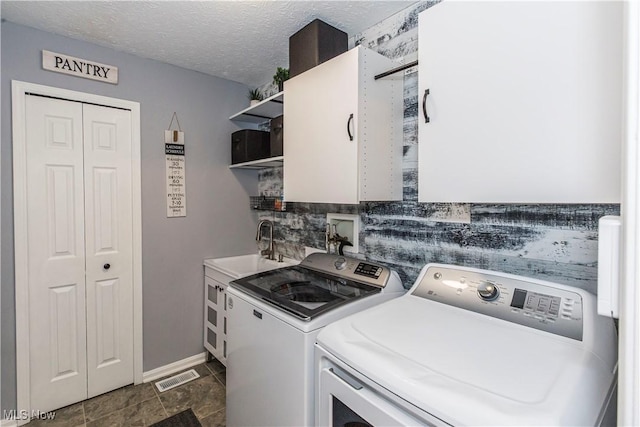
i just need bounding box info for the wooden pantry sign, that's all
[42,50,118,84]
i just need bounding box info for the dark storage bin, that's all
[231,130,270,164]
[289,19,348,78]
[270,115,284,157]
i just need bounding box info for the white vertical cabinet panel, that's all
[25,96,88,413]
[284,46,402,204]
[418,1,623,203]
[83,104,134,398]
[357,49,404,202]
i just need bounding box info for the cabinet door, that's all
[204,277,226,365]
[284,48,360,204]
[418,1,622,203]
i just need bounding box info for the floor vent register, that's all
[154,369,200,392]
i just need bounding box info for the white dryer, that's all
[315,263,618,426]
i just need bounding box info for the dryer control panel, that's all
[412,265,584,341]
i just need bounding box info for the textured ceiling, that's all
[1,1,418,88]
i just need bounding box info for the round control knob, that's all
[477,281,499,301]
[334,257,347,270]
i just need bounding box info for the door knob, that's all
[103,263,111,270]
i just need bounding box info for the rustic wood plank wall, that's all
[254,1,620,292]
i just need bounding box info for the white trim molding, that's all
[142,352,208,384]
[11,80,143,422]
[620,1,640,425]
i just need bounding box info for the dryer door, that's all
[317,351,447,426]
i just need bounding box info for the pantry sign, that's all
[42,50,118,84]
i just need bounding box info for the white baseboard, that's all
[142,352,207,383]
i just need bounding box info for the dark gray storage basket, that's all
[231,130,270,164]
[289,19,348,78]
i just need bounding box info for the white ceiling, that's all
[1,1,418,88]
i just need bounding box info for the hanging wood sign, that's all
[42,50,118,84]
[165,128,186,217]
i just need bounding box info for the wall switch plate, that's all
[326,213,359,254]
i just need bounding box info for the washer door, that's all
[231,265,381,320]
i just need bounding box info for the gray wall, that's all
[255,2,620,293]
[1,21,259,412]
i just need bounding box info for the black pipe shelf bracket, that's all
[374,60,418,80]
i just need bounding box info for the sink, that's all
[204,253,298,279]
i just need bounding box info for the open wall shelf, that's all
[229,156,284,169]
[229,92,283,124]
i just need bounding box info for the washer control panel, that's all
[300,253,391,288]
[411,264,584,341]
[354,262,384,279]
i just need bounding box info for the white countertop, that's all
[204,253,298,279]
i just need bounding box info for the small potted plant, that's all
[248,88,264,106]
[273,67,289,92]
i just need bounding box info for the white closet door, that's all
[26,96,88,412]
[25,96,134,412]
[83,104,134,398]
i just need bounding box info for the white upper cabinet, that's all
[283,46,403,204]
[418,1,622,203]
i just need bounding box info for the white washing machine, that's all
[316,263,618,426]
[226,253,405,427]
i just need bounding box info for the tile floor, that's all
[28,359,226,427]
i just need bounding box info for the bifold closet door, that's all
[25,95,134,413]
[83,104,134,399]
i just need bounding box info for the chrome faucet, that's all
[256,219,276,260]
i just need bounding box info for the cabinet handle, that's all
[422,89,430,123]
[103,263,111,270]
[347,113,354,141]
